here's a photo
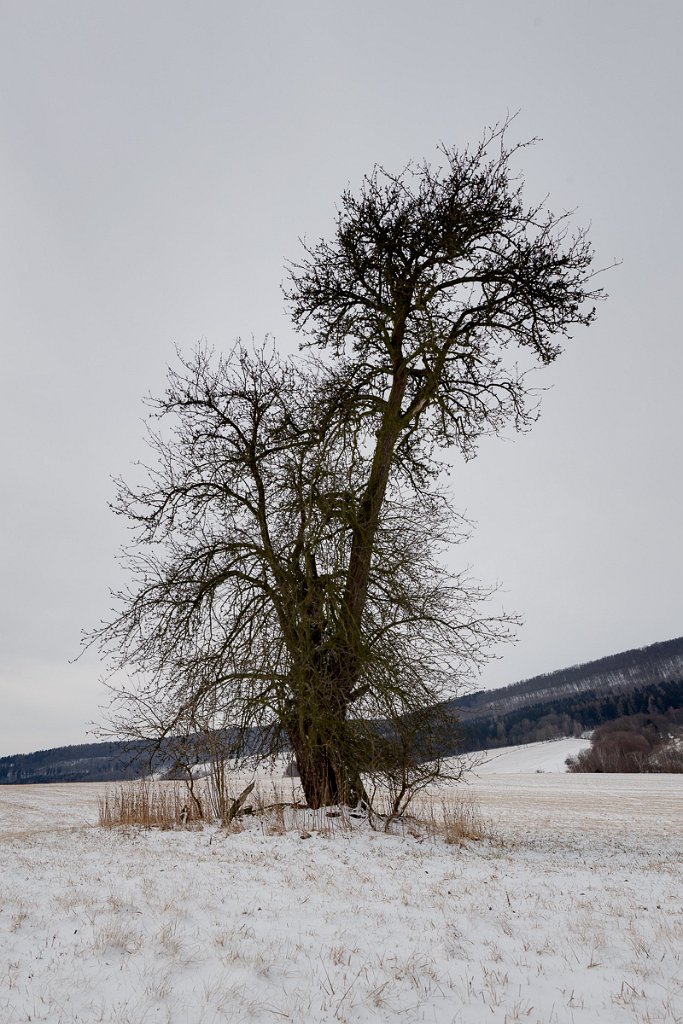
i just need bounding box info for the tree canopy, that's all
[90,124,603,809]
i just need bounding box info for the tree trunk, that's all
[344,361,408,629]
[286,712,366,809]
[288,732,343,808]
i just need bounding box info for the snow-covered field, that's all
[0,743,681,1024]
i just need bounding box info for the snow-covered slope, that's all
[468,736,591,774]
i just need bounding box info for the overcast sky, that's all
[1,1,681,757]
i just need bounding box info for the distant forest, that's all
[0,740,155,786]
[451,636,683,753]
[2,636,683,784]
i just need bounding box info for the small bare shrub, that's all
[647,739,683,772]
[362,707,471,830]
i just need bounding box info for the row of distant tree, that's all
[0,740,151,785]
[566,713,683,772]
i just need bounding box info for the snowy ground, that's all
[0,744,681,1023]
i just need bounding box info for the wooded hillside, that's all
[2,637,682,782]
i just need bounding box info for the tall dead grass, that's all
[439,791,489,845]
[98,775,491,846]
[98,779,204,829]
[368,787,491,844]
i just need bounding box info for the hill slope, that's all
[2,636,683,783]
[451,636,683,751]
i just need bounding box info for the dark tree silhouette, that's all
[89,123,603,809]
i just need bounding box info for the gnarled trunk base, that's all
[287,730,366,809]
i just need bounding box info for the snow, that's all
[0,755,681,1023]
[468,737,592,774]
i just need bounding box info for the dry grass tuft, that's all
[98,779,203,829]
[370,787,492,844]
[440,791,489,845]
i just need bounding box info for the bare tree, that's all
[89,123,603,809]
